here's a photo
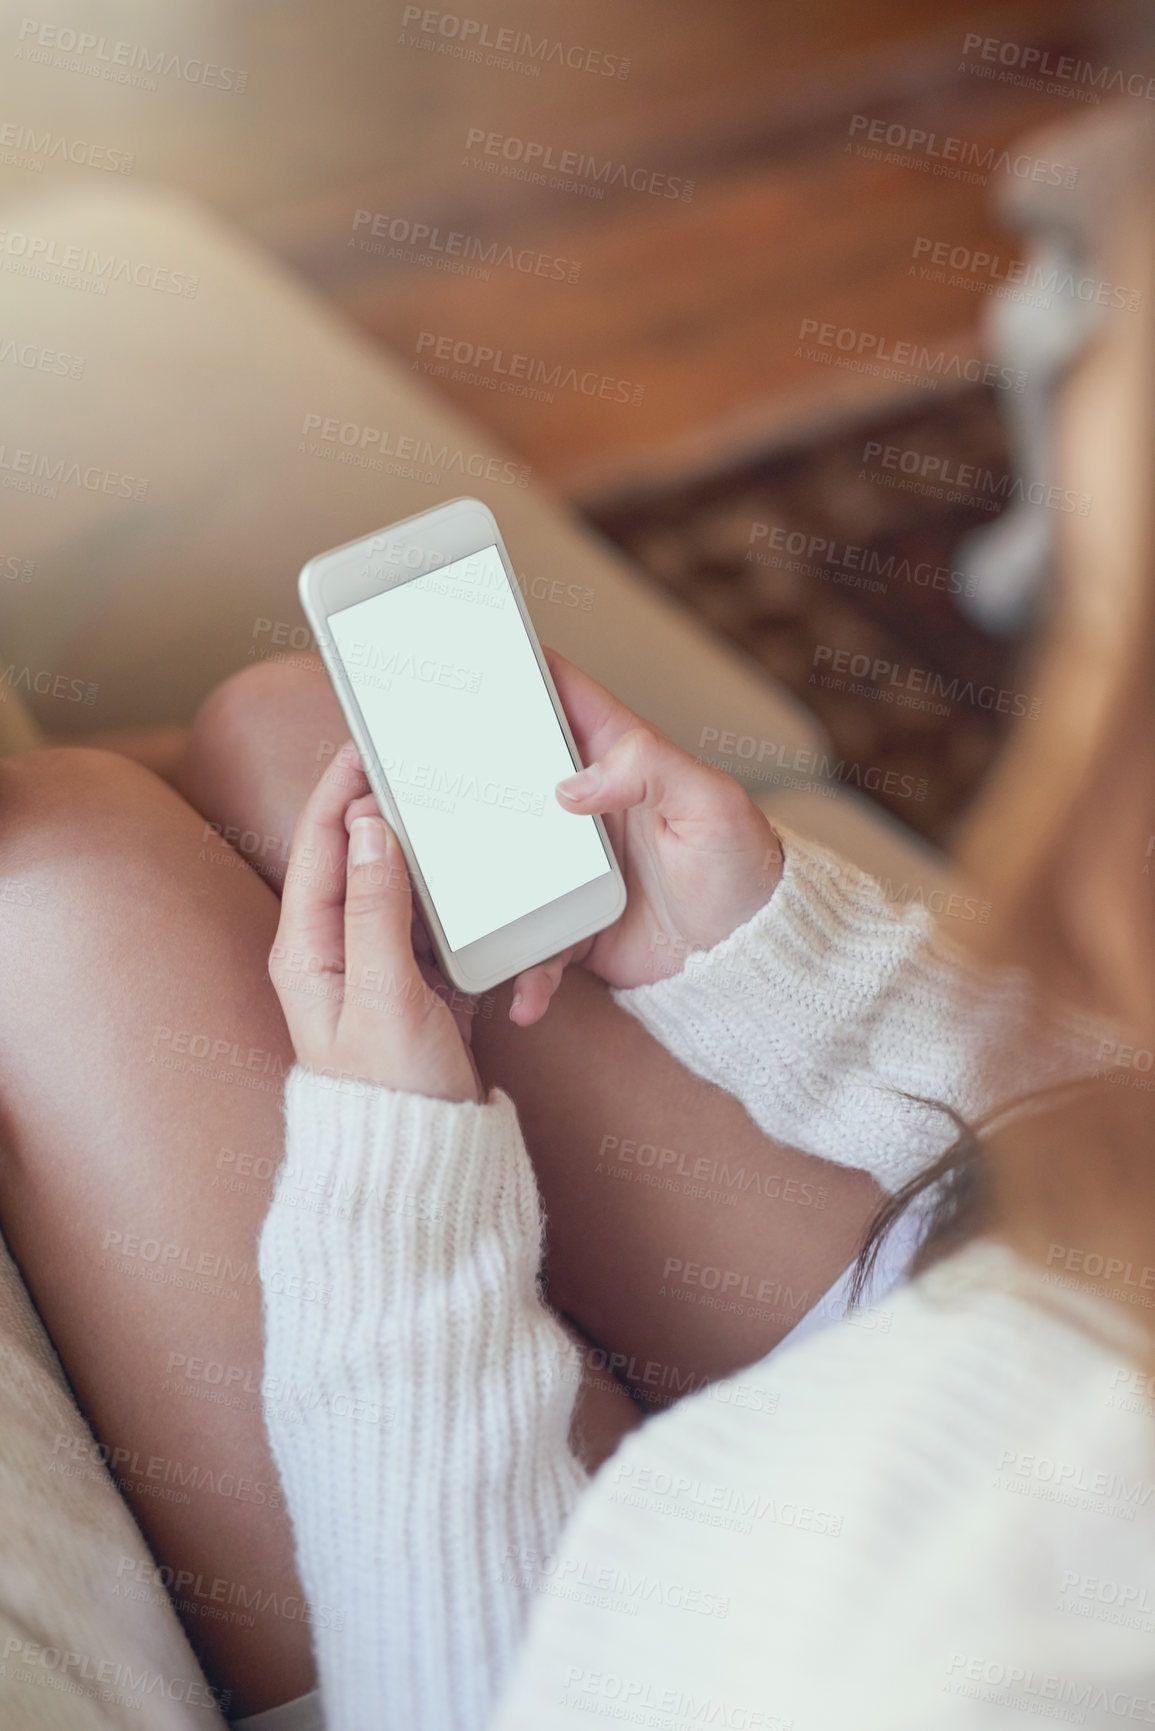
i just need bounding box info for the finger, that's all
[543,647,645,766]
[341,820,479,1102]
[337,793,433,957]
[341,815,424,1026]
[339,799,437,963]
[343,790,382,831]
[411,913,435,962]
[556,724,742,837]
[417,957,476,1047]
[508,944,580,1027]
[272,739,368,1031]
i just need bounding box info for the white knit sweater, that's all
[258,829,1155,1731]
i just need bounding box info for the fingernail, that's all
[336,740,360,767]
[557,762,602,801]
[509,992,523,1020]
[349,816,389,865]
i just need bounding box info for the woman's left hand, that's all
[269,740,482,1104]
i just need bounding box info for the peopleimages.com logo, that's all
[747,523,979,598]
[861,439,1092,517]
[14,18,248,92]
[0,119,133,173]
[796,318,1025,391]
[351,208,582,283]
[0,226,199,296]
[414,330,644,406]
[399,7,630,78]
[912,236,1141,314]
[847,115,1077,187]
[961,32,1155,103]
[810,645,1041,720]
[296,413,531,488]
[463,128,694,202]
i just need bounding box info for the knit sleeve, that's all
[258,1067,588,1731]
[611,826,1091,1194]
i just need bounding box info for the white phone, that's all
[298,498,627,994]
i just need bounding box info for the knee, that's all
[0,744,157,831]
[185,658,338,783]
[192,657,319,741]
[0,746,166,895]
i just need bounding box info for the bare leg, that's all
[0,747,312,1717]
[0,654,886,1723]
[0,728,643,1723]
[175,662,884,1404]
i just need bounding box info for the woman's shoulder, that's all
[496,1242,1155,1730]
[604,1238,1155,1668]
[656,1239,1153,1496]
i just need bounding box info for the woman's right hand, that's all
[507,652,785,1024]
[269,742,481,1103]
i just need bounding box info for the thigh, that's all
[0,747,311,1718]
[176,663,884,1401]
[472,968,880,1402]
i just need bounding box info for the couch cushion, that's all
[0,1228,225,1727]
[0,183,825,787]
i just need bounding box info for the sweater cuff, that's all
[609,825,998,1190]
[275,1066,540,1249]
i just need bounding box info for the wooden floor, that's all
[7,0,1147,499]
[233,0,1152,839]
[244,0,1153,500]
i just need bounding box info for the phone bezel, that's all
[298,497,626,994]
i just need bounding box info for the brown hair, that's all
[854,108,1155,1334]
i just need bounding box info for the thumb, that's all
[343,816,421,1009]
[556,725,709,823]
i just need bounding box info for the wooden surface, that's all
[7,0,1146,498]
[244,0,1150,498]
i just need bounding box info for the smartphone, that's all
[298,498,627,994]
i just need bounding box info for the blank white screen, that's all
[329,544,611,951]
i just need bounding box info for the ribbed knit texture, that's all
[259,829,1151,1731]
[495,1242,1154,1731]
[259,1075,586,1731]
[612,825,1098,1190]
